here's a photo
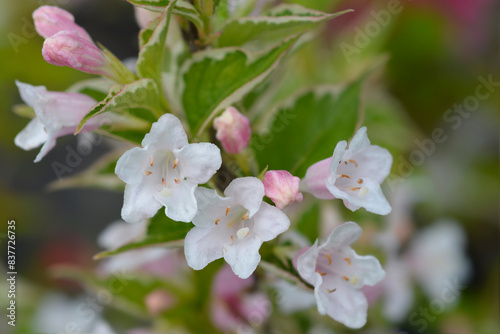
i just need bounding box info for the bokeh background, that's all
[0,0,498,333]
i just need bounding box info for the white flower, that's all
[301,127,392,215]
[296,222,385,329]
[14,81,97,162]
[115,114,222,223]
[184,177,290,279]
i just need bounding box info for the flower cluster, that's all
[13,3,404,332]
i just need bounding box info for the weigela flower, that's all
[33,6,92,40]
[301,127,392,215]
[14,81,97,162]
[263,170,303,209]
[211,265,270,333]
[184,177,290,278]
[115,114,222,223]
[213,107,251,154]
[296,222,385,328]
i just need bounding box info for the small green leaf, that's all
[94,209,192,259]
[76,79,162,133]
[136,1,176,90]
[67,77,115,101]
[217,5,352,50]
[125,0,174,12]
[253,80,362,177]
[179,36,298,136]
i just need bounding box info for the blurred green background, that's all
[0,0,498,333]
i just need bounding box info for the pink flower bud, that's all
[42,30,111,77]
[213,107,251,154]
[33,6,92,41]
[263,170,303,209]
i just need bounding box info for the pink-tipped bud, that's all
[42,30,111,77]
[145,290,175,316]
[263,170,303,209]
[213,107,251,154]
[33,6,92,41]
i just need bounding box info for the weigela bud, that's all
[213,107,251,154]
[42,30,112,77]
[33,6,92,40]
[263,170,303,209]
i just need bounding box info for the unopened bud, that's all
[213,107,251,154]
[263,170,303,209]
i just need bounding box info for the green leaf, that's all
[76,79,162,133]
[296,203,320,244]
[179,36,298,136]
[125,0,173,12]
[136,1,176,90]
[253,80,362,177]
[67,77,115,101]
[216,5,352,50]
[94,209,192,259]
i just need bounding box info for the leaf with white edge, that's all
[93,209,192,259]
[173,0,204,32]
[47,150,125,191]
[253,80,362,177]
[76,79,162,133]
[136,1,176,90]
[179,36,298,135]
[125,0,173,12]
[217,5,352,50]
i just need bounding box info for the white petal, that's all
[175,143,222,184]
[347,126,370,154]
[224,177,264,217]
[224,235,263,279]
[121,181,162,224]
[318,277,369,329]
[15,80,46,108]
[97,220,146,250]
[184,226,230,270]
[141,114,188,151]
[155,180,197,222]
[296,241,320,285]
[383,259,414,322]
[327,178,391,215]
[115,147,151,185]
[328,140,348,179]
[322,222,362,251]
[34,137,56,162]
[252,202,290,242]
[352,145,393,183]
[300,157,335,200]
[14,118,48,150]
[193,187,231,227]
[351,253,386,287]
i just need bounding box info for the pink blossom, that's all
[213,107,251,154]
[263,170,303,209]
[33,6,92,40]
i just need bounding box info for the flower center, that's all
[336,158,369,197]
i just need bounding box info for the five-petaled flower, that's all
[14,81,98,162]
[115,114,222,223]
[301,127,392,215]
[184,177,290,279]
[296,222,385,329]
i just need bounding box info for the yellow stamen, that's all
[340,174,351,179]
[145,171,152,176]
[174,178,180,184]
[241,212,248,220]
[215,219,220,225]
[342,276,349,281]
[325,253,332,265]
[316,270,327,276]
[173,159,178,169]
[162,178,166,187]
[357,179,363,184]
[327,288,336,293]
[349,159,358,167]
[344,257,351,266]
[349,187,361,191]
[225,207,231,216]
[149,157,154,167]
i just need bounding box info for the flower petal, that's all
[115,147,150,185]
[351,145,393,184]
[193,187,231,228]
[121,180,162,224]
[322,222,362,251]
[175,143,222,184]
[155,180,197,222]
[347,126,370,154]
[224,177,264,217]
[184,226,231,270]
[223,235,263,279]
[252,202,290,242]
[34,137,56,163]
[327,178,391,215]
[296,241,321,285]
[14,118,48,151]
[351,253,386,287]
[141,113,188,151]
[300,157,335,200]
